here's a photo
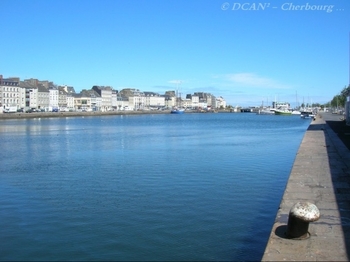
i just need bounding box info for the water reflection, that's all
[0,114,311,261]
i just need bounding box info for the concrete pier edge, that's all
[262,113,350,261]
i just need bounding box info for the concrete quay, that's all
[0,109,227,120]
[0,110,173,119]
[262,112,350,261]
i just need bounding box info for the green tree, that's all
[330,85,350,108]
[330,95,342,108]
[341,85,350,97]
[323,102,331,108]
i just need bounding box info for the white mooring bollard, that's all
[286,202,320,239]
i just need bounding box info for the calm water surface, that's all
[0,113,311,261]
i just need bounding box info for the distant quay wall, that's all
[0,110,171,119]
[0,109,238,120]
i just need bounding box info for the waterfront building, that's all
[165,90,175,97]
[193,92,205,99]
[23,78,36,85]
[24,86,38,110]
[79,89,100,111]
[22,79,40,111]
[186,94,199,109]
[193,92,217,109]
[0,75,21,112]
[198,99,208,109]
[0,74,227,113]
[49,86,59,111]
[92,90,101,111]
[207,94,217,108]
[178,97,189,109]
[18,86,26,109]
[116,95,128,110]
[92,86,113,112]
[38,80,50,89]
[80,90,93,111]
[144,92,165,109]
[37,84,50,111]
[164,91,176,108]
[58,89,68,110]
[166,89,185,109]
[66,94,75,111]
[61,85,76,94]
[73,93,82,110]
[73,90,94,111]
[216,96,227,109]
[129,92,145,110]
[59,85,76,111]
[111,90,118,110]
[119,88,145,110]
[164,95,175,109]
[95,95,102,111]
[58,86,69,109]
[192,96,199,109]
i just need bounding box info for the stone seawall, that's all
[0,110,237,120]
[0,110,172,119]
[262,112,350,261]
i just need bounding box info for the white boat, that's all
[300,111,315,119]
[257,108,275,115]
[291,110,301,115]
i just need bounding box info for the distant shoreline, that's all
[0,110,170,120]
[0,109,234,120]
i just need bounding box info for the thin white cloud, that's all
[218,73,291,89]
[168,80,183,85]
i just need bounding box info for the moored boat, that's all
[257,108,275,115]
[291,110,301,115]
[300,111,315,119]
[274,109,292,115]
[170,81,185,114]
[171,108,185,114]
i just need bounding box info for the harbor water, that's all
[0,113,311,261]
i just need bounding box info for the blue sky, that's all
[1,0,349,107]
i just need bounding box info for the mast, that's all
[175,80,182,108]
